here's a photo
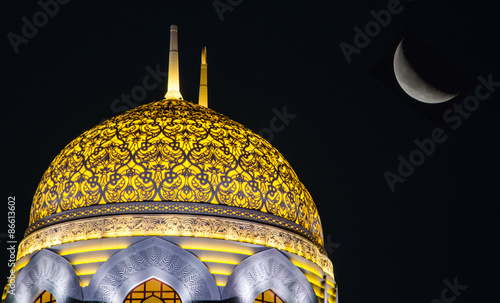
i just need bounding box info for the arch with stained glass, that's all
[222,249,317,303]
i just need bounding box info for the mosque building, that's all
[3,25,337,303]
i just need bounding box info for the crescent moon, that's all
[393,39,458,104]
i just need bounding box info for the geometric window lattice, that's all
[254,290,284,303]
[123,278,181,303]
[34,290,57,303]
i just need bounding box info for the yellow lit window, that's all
[123,278,181,303]
[34,291,56,303]
[254,290,284,303]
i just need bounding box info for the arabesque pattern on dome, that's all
[30,100,323,246]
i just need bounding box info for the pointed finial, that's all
[198,46,208,107]
[165,25,183,100]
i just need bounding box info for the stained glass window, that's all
[254,289,284,303]
[34,291,56,303]
[123,278,181,303]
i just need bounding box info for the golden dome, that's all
[29,100,324,247]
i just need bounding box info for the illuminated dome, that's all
[28,99,323,246]
[6,25,337,303]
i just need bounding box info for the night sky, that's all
[2,1,500,302]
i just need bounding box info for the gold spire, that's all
[165,25,183,100]
[198,46,208,107]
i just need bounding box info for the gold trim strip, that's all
[25,201,320,251]
[17,214,334,277]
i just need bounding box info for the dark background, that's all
[2,0,499,302]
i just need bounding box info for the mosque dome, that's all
[6,25,336,303]
[27,99,324,247]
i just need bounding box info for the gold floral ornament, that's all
[30,100,324,247]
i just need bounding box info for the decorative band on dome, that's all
[18,214,334,278]
[25,201,325,253]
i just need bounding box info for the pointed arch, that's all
[84,237,220,303]
[4,249,82,303]
[222,249,317,303]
